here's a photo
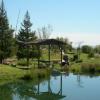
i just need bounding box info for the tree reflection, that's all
[0,73,66,100]
[0,83,13,100]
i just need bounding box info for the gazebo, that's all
[17,39,66,68]
[17,73,66,100]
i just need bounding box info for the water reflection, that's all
[35,73,66,100]
[0,73,100,100]
[0,72,66,100]
[0,83,13,100]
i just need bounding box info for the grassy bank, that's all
[69,53,100,74]
[0,52,100,85]
[0,64,51,85]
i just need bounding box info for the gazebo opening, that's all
[17,39,66,68]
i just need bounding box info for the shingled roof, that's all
[16,39,66,45]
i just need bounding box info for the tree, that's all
[0,0,13,63]
[94,45,100,54]
[56,37,72,53]
[37,24,53,39]
[81,45,93,54]
[17,11,38,60]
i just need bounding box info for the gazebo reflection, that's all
[35,73,65,100]
[0,72,66,100]
[17,72,66,100]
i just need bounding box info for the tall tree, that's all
[37,24,53,39]
[17,11,37,60]
[0,0,13,63]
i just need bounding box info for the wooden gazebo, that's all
[17,39,66,68]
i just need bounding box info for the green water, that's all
[0,73,100,100]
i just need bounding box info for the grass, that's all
[41,49,61,61]
[0,51,100,85]
[69,53,100,74]
[0,64,26,80]
[0,64,51,85]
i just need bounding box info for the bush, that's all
[38,62,47,68]
[81,63,100,73]
[88,52,94,58]
[21,74,32,80]
[17,59,32,66]
[81,45,93,54]
[73,54,78,61]
[11,63,16,67]
[75,59,83,63]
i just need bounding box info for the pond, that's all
[0,72,100,100]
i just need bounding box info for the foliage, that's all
[17,11,38,59]
[51,37,72,54]
[94,45,100,54]
[17,59,32,66]
[21,73,33,80]
[37,24,53,39]
[81,45,93,54]
[72,54,78,61]
[88,52,94,58]
[0,0,14,63]
[81,63,100,73]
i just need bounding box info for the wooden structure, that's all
[36,73,65,100]
[17,39,66,68]
[13,73,66,100]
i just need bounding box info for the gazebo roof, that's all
[24,91,66,100]
[16,39,66,45]
[35,92,66,100]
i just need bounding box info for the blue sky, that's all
[1,0,100,46]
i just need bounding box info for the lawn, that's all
[0,64,51,85]
[0,52,100,85]
[69,53,100,74]
[0,64,26,80]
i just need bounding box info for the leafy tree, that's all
[54,37,72,53]
[37,25,53,51]
[88,52,94,58]
[81,45,93,54]
[94,45,100,54]
[17,11,38,59]
[37,24,52,39]
[0,0,13,63]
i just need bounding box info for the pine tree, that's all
[17,11,37,60]
[0,0,13,63]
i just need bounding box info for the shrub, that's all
[75,59,83,63]
[81,63,100,73]
[21,74,32,80]
[81,45,93,54]
[17,59,32,66]
[73,54,78,61]
[88,52,94,58]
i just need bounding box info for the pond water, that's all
[0,73,100,100]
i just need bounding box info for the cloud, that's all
[50,32,100,47]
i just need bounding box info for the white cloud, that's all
[50,32,100,47]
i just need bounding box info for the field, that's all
[0,51,100,85]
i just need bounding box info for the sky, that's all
[1,0,100,46]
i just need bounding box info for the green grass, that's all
[41,49,61,60]
[69,53,100,73]
[0,64,51,85]
[0,64,26,80]
[0,52,100,85]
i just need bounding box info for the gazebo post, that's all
[37,45,40,68]
[48,44,51,66]
[37,78,40,95]
[27,45,29,68]
[60,73,63,95]
[60,46,63,67]
[48,76,51,93]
